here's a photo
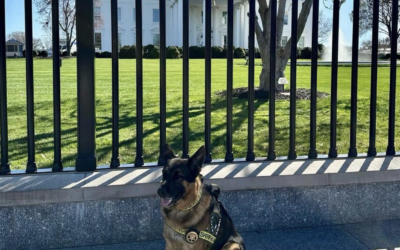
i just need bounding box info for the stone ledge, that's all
[0,155,399,207]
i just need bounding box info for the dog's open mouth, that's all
[161,198,174,207]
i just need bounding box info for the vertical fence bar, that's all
[75,0,97,171]
[158,0,167,166]
[52,0,63,171]
[348,0,359,157]
[225,0,234,162]
[246,0,255,161]
[267,0,277,160]
[309,0,319,159]
[0,0,10,174]
[135,0,144,166]
[368,0,379,156]
[288,0,298,160]
[386,0,398,156]
[182,0,189,158]
[110,0,120,168]
[328,0,339,158]
[204,0,212,163]
[25,0,37,173]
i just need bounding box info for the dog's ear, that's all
[161,144,176,164]
[188,146,206,177]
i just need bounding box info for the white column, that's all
[178,0,183,46]
[172,2,177,45]
[240,3,245,47]
[244,2,249,49]
[212,6,218,46]
[203,0,206,46]
[190,7,197,46]
[255,1,259,48]
[234,4,240,47]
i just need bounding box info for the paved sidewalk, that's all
[56,220,400,250]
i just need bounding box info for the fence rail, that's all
[0,0,398,174]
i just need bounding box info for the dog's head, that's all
[157,144,206,208]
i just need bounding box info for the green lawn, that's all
[4,58,400,170]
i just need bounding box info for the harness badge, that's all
[186,230,199,244]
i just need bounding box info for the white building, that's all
[95,0,312,52]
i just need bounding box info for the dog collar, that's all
[178,184,203,211]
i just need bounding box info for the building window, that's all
[133,8,136,22]
[94,7,101,21]
[153,34,160,45]
[118,8,122,22]
[222,11,228,24]
[223,35,227,47]
[153,9,159,22]
[201,11,203,23]
[298,36,305,48]
[7,45,16,52]
[284,15,288,25]
[281,36,288,46]
[118,33,122,49]
[95,33,102,50]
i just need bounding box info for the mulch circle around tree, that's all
[215,87,329,100]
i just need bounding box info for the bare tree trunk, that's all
[259,40,288,92]
[256,0,313,93]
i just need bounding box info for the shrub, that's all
[300,47,312,59]
[384,53,391,60]
[296,48,302,58]
[71,51,77,56]
[23,50,39,57]
[254,48,261,58]
[189,46,205,58]
[178,46,183,55]
[61,51,68,57]
[101,51,112,58]
[166,46,180,59]
[95,52,102,58]
[212,46,224,58]
[378,53,386,60]
[144,44,156,58]
[148,46,160,59]
[38,50,48,58]
[119,45,136,58]
[234,47,246,58]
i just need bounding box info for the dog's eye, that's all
[173,173,183,180]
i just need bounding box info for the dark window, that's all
[153,9,159,22]
[7,45,16,52]
[95,33,102,50]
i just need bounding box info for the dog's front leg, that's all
[221,241,243,250]
[165,240,183,250]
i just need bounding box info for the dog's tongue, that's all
[161,198,172,207]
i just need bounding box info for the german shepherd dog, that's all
[158,144,245,250]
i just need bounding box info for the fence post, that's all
[0,0,10,175]
[75,0,97,171]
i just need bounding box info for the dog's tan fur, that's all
[160,145,244,250]
[162,176,216,250]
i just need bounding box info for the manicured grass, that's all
[4,58,400,169]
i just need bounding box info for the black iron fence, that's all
[0,0,398,174]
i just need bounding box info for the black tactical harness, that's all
[166,183,222,245]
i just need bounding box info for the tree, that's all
[350,0,400,45]
[8,31,44,50]
[34,0,103,56]
[361,37,391,51]
[256,0,313,92]
[318,11,332,44]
